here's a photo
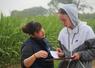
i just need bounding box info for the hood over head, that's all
[58,4,80,28]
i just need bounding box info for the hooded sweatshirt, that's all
[58,4,95,68]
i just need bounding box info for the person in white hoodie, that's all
[57,4,95,68]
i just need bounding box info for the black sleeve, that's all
[58,41,63,50]
[21,44,33,68]
[44,38,54,50]
[58,41,69,57]
[78,39,95,61]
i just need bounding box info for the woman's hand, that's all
[56,48,64,58]
[34,50,48,59]
[71,52,80,60]
[24,50,48,68]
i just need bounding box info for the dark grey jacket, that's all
[59,39,95,68]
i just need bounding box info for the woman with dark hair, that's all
[21,21,54,68]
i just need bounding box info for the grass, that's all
[0,15,62,67]
[0,15,95,68]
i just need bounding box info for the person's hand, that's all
[34,50,48,59]
[56,48,64,58]
[71,52,80,60]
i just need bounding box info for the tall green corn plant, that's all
[0,15,27,67]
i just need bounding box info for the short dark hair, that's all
[58,8,67,15]
[22,21,42,35]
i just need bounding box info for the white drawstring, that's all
[79,60,86,68]
[67,59,72,68]
[66,60,86,68]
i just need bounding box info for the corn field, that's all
[0,15,95,68]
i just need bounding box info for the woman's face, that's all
[58,13,73,28]
[34,28,45,39]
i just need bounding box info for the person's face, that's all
[58,13,73,28]
[34,28,45,39]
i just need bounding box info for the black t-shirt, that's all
[21,37,54,68]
